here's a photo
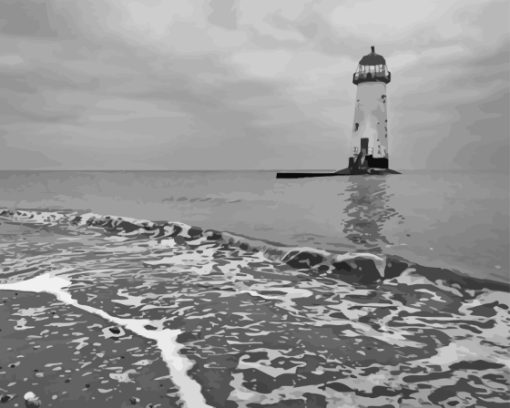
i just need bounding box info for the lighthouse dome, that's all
[352,46,391,85]
[359,46,386,66]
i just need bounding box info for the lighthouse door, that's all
[360,138,369,155]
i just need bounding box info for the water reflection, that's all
[341,176,403,252]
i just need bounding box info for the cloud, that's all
[0,0,508,170]
[208,0,239,30]
[0,0,57,37]
[0,54,25,68]
[0,136,58,169]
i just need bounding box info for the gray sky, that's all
[0,0,508,170]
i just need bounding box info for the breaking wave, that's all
[1,208,507,292]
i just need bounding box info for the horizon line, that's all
[0,168,507,173]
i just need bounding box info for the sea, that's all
[0,170,508,408]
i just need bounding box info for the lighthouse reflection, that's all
[341,176,402,252]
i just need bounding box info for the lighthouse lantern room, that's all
[349,46,391,170]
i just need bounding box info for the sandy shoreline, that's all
[0,289,180,408]
[1,211,509,407]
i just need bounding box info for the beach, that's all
[0,170,509,407]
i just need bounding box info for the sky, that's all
[0,0,508,170]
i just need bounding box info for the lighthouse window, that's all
[354,123,359,131]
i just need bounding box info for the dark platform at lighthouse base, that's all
[276,151,400,178]
[276,155,400,179]
[276,167,400,179]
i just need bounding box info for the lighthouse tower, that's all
[275,45,399,178]
[349,46,391,170]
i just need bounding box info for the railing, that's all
[353,71,391,85]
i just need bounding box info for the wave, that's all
[1,208,508,291]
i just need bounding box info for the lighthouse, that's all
[349,46,391,170]
[276,46,399,178]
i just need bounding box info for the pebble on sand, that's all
[0,394,14,403]
[24,391,41,408]
[103,325,126,339]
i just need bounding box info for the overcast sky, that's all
[0,0,508,170]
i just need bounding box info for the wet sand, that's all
[0,290,178,408]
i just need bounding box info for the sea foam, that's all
[0,274,212,408]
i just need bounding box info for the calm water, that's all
[0,170,508,408]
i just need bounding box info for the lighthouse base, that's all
[276,152,399,178]
[349,156,388,169]
[275,167,400,179]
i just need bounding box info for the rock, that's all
[1,394,14,403]
[24,391,41,408]
[129,396,140,405]
[103,325,126,339]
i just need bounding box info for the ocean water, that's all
[0,170,509,407]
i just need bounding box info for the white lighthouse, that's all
[276,45,399,178]
[349,46,391,170]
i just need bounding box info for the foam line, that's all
[0,208,387,282]
[0,274,212,408]
[3,208,508,289]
